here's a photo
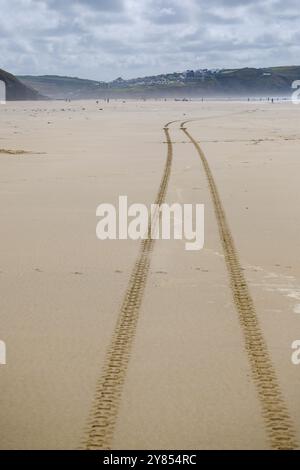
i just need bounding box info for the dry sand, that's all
[0,99,299,449]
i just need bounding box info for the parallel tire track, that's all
[181,122,298,450]
[82,126,173,450]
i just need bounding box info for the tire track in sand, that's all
[181,120,298,450]
[82,126,173,450]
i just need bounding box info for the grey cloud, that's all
[0,0,300,81]
[42,0,124,11]
[75,0,124,10]
[200,12,242,25]
[145,0,188,24]
[198,0,264,6]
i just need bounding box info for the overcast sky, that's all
[0,0,299,81]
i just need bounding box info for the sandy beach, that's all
[0,99,299,449]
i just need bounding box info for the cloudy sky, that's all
[0,0,299,81]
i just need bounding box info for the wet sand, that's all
[0,100,299,449]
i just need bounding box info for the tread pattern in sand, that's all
[181,122,298,450]
[82,127,173,450]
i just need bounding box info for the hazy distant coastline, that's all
[1,65,300,102]
[16,66,300,100]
